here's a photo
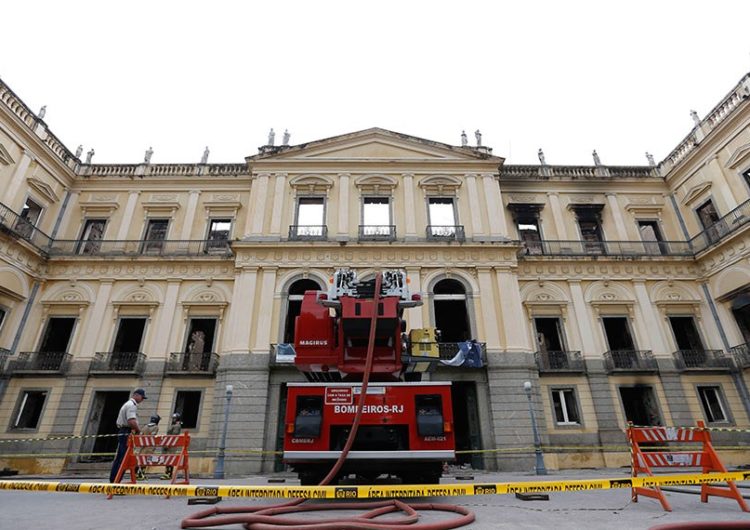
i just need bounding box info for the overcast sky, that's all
[3,1,750,166]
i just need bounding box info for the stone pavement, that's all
[1,468,748,529]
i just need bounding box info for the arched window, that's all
[432,279,471,342]
[284,279,323,343]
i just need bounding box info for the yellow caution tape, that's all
[0,472,747,499]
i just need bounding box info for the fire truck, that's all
[282,269,455,485]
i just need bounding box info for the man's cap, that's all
[133,388,148,399]
[150,414,161,423]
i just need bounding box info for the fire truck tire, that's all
[299,470,330,486]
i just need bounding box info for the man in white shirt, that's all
[109,388,147,483]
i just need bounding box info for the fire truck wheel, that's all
[299,470,330,486]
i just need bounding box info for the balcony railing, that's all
[426,225,465,241]
[729,342,750,369]
[90,351,146,374]
[9,351,71,374]
[0,202,53,251]
[690,198,750,253]
[47,239,233,257]
[535,350,586,373]
[165,352,219,374]
[289,225,328,241]
[358,225,396,241]
[519,239,693,257]
[603,350,658,373]
[673,349,734,371]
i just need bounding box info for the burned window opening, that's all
[12,390,47,429]
[602,317,636,351]
[619,386,662,426]
[697,386,728,423]
[39,317,76,353]
[284,279,323,343]
[174,390,201,429]
[433,279,470,343]
[668,316,705,351]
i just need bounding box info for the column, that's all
[605,193,629,240]
[4,150,34,209]
[115,191,141,240]
[224,268,258,353]
[249,173,270,236]
[269,173,287,236]
[403,173,417,240]
[465,174,484,236]
[568,281,597,355]
[496,268,531,352]
[633,281,668,355]
[476,267,501,351]
[336,173,350,240]
[482,174,506,238]
[179,190,201,240]
[252,267,278,353]
[708,155,738,210]
[52,191,79,239]
[79,280,114,357]
[405,266,423,329]
[150,279,181,357]
[546,192,569,240]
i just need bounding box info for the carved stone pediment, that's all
[725,142,750,169]
[354,174,398,193]
[0,143,15,165]
[27,177,59,203]
[289,174,334,194]
[418,175,463,195]
[681,181,712,206]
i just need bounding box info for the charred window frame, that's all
[141,218,170,253]
[10,389,49,431]
[77,219,107,255]
[572,205,605,253]
[510,204,543,254]
[173,390,203,430]
[696,385,731,424]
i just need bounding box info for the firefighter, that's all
[136,415,161,480]
[161,413,182,479]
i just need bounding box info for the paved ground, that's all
[1,468,749,529]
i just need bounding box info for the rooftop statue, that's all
[75,145,83,159]
[268,128,275,146]
[283,129,290,146]
[85,148,95,164]
[201,146,210,164]
[690,109,701,127]
[144,146,153,164]
[474,129,482,147]
[645,152,656,167]
[461,130,468,147]
[38,105,46,120]
[538,148,547,165]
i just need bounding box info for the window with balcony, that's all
[206,218,232,252]
[110,317,147,369]
[696,199,722,243]
[551,388,580,425]
[181,318,217,370]
[510,204,543,254]
[697,385,729,423]
[14,197,43,238]
[432,279,470,342]
[141,219,169,253]
[11,390,47,430]
[427,197,459,238]
[668,316,705,351]
[77,219,106,255]
[602,316,636,352]
[638,220,667,255]
[731,292,750,344]
[361,196,393,239]
[573,206,605,254]
[293,197,326,238]
[174,390,202,429]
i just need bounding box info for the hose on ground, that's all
[181,272,475,529]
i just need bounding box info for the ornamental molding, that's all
[624,195,665,216]
[27,177,59,203]
[417,175,462,195]
[681,181,712,206]
[507,193,541,204]
[45,263,233,278]
[353,174,398,193]
[725,142,750,170]
[289,174,334,194]
[0,142,15,165]
[142,194,181,215]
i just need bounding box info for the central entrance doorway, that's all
[451,381,483,469]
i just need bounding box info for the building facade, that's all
[1,74,749,476]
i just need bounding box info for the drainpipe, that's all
[669,193,692,249]
[49,190,71,240]
[700,283,750,419]
[10,281,40,355]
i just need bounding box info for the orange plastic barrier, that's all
[109,432,190,499]
[627,421,748,512]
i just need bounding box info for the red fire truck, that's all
[282,269,455,485]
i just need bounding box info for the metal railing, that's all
[690,198,750,253]
[535,350,586,373]
[47,239,233,257]
[288,225,328,241]
[519,239,693,257]
[603,350,658,372]
[358,225,396,241]
[426,225,465,241]
[165,352,219,374]
[673,349,734,370]
[10,351,71,373]
[0,202,53,251]
[728,342,750,369]
[90,351,146,373]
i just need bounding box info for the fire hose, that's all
[181,272,476,529]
